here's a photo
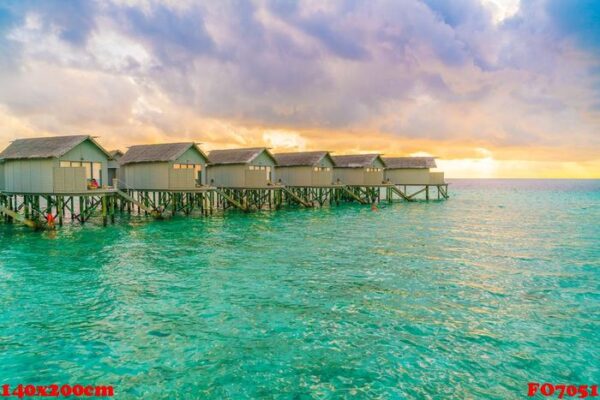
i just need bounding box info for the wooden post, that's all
[45,195,51,221]
[58,196,64,226]
[101,195,107,227]
[24,195,30,219]
[79,196,84,223]
[144,192,149,215]
[110,194,115,223]
[69,197,74,221]
[268,189,272,210]
[7,195,13,223]
[31,195,40,222]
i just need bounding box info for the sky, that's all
[0,0,598,178]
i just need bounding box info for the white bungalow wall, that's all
[333,168,364,185]
[122,162,170,190]
[312,156,335,186]
[0,163,4,190]
[208,151,276,188]
[60,140,109,187]
[246,151,276,187]
[3,159,55,193]
[385,169,431,184]
[53,167,87,192]
[275,166,312,186]
[334,157,385,186]
[174,147,208,185]
[207,165,247,188]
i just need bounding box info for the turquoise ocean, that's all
[0,179,598,399]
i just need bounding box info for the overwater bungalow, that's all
[0,160,4,191]
[273,151,336,187]
[332,154,387,186]
[107,150,123,187]
[207,148,277,188]
[0,135,111,193]
[383,157,444,185]
[119,143,209,190]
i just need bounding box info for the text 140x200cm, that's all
[1,384,114,398]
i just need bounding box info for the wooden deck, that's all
[1,181,449,229]
[0,188,118,196]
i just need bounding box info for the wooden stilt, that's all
[58,196,64,226]
[101,195,107,227]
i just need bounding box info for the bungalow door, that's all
[194,165,203,185]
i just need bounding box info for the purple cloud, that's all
[0,0,597,157]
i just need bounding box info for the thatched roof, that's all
[383,157,436,169]
[208,147,276,165]
[331,154,386,168]
[273,151,334,167]
[0,135,111,160]
[119,143,207,165]
[109,150,123,160]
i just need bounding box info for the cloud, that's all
[0,0,597,177]
[267,0,370,60]
[116,3,215,64]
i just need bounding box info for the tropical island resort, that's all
[0,135,448,229]
[1,1,598,398]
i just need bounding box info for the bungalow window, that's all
[59,161,103,185]
[174,163,201,170]
[84,163,92,180]
[92,163,102,184]
[174,163,203,183]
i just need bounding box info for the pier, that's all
[0,136,449,230]
[0,181,449,230]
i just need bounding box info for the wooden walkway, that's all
[0,182,448,229]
